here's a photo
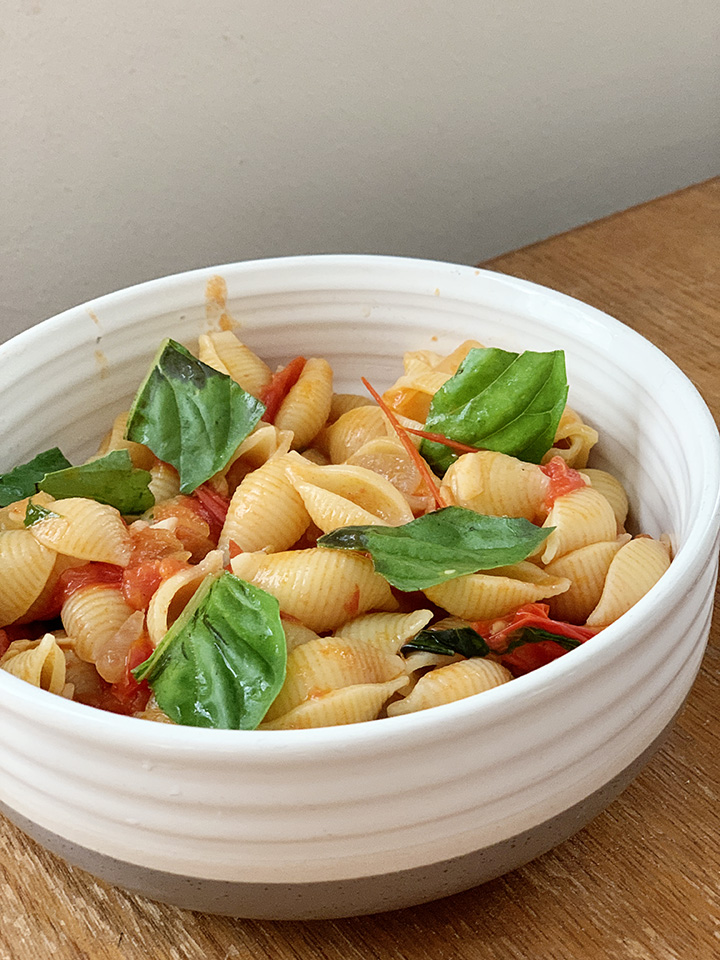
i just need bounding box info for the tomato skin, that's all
[55,562,124,607]
[501,639,571,677]
[110,635,154,713]
[259,356,306,423]
[471,603,598,647]
[191,485,230,541]
[540,456,586,507]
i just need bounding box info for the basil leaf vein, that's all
[318,506,552,591]
[133,571,287,730]
[420,348,568,473]
[38,449,154,515]
[125,339,265,494]
[0,448,72,508]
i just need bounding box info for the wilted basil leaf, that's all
[125,339,265,493]
[133,571,287,729]
[23,501,60,526]
[0,448,72,507]
[401,626,491,658]
[38,449,154,515]
[421,348,568,473]
[318,506,552,591]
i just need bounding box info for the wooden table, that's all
[2,179,718,960]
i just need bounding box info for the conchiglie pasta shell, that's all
[259,676,409,730]
[219,453,311,554]
[220,424,294,489]
[146,550,223,647]
[440,451,549,522]
[540,486,617,564]
[387,657,511,716]
[346,437,427,512]
[328,393,373,423]
[275,357,333,450]
[582,469,630,530]
[586,537,672,627]
[292,482,384,534]
[285,460,414,525]
[61,584,136,664]
[230,548,398,633]
[423,562,571,621]
[545,535,631,623]
[333,609,434,656]
[134,696,175,723]
[264,637,405,721]
[148,461,181,504]
[325,406,393,463]
[542,406,599,469]
[280,618,321,652]
[197,331,272,397]
[0,530,57,626]
[29,498,132,566]
[0,633,66,694]
[16,553,88,625]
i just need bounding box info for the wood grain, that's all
[2,179,718,960]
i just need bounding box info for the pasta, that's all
[0,329,672,730]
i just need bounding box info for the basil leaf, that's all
[318,506,552,591]
[401,626,490,659]
[125,339,265,494]
[38,450,154,515]
[133,571,287,730]
[420,348,568,473]
[0,448,72,507]
[505,625,582,653]
[24,502,60,526]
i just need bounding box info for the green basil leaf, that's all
[24,501,60,526]
[401,626,491,658]
[420,348,568,473]
[505,625,582,653]
[125,339,265,494]
[133,571,287,729]
[38,449,154,515]
[0,448,72,508]
[317,506,552,591]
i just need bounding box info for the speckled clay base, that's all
[0,717,674,920]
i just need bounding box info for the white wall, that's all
[2,1,718,339]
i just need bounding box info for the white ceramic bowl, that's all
[1,256,718,919]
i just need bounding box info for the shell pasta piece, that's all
[230,548,398,633]
[545,536,631,623]
[582,469,630,530]
[285,459,414,527]
[146,551,223,647]
[259,676,409,730]
[219,453,311,554]
[197,331,272,397]
[586,536,672,627]
[542,407,599,469]
[440,451,549,523]
[0,530,57,626]
[0,634,67,694]
[333,609,434,656]
[28,498,132,566]
[540,486,617,564]
[61,584,137,664]
[274,358,333,450]
[264,637,406,722]
[424,562,571,621]
[324,406,394,463]
[387,658,512,716]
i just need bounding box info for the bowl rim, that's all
[1,254,719,752]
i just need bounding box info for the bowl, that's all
[1,255,718,919]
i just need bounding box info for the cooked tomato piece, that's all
[260,356,306,423]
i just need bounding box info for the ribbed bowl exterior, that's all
[1,256,718,890]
